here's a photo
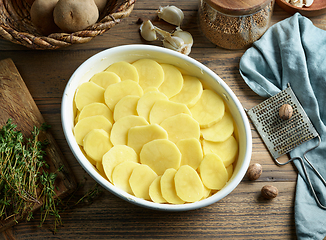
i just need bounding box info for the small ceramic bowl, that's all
[276,0,326,17]
[61,44,252,211]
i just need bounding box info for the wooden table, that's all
[1,1,325,239]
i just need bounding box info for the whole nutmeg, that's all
[279,104,293,120]
[261,185,278,199]
[247,163,262,180]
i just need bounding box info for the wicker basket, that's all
[0,0,135,49]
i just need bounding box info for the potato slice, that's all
[158,64,183,98]
[226,164,234,181]
[149,176,166,203]
[83,129,112,161]
[102,145,138,182]
[160,113,200,144]
[200,111,234,142]
[90,71,121,89]
[74,115,112,146]
[137,91,168,122]
[143,87,159,94]
[110,115,149,146]
[176,138,203,170]
[190,89,225,128]
[75,82,105,111]
[175,165,204,202]
[129,164,158,200]
[202,136,238,167]
[132,59,164,91]
[113,95,140,121]
[104,80,143,111]
[112,161,140,195]
[199,153,228,190]
[78,102,113,124]
[149,99,191,125]
[170,75,203,108]
[80,146,96,166]
[105,61,139,82]
[127,124,168,155]
[96,161,108,181]
[160,168,185,204]
[140,139,181,175]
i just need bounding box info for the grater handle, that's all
[276,135,326,210]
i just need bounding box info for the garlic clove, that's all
[157,5,184,26]
[173,28,193,46]
[304,0,313,7]
[163,36,185,51]
[140,20,157,41]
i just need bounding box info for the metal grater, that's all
[246,84,326,209]
[247,85,318,160]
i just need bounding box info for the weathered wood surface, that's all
[0,1,325,239]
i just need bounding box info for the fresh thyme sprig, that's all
[0,119,59,227]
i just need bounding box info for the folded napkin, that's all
[239,13,326,240]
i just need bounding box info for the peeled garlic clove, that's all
[140,20,157,41]
[157,5,184,26]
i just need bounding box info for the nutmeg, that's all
[279,104,293,120]
[247,163,262,180]
[261,185,278,199]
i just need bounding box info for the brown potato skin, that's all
[30,0,60,35]
[53,0,99,33]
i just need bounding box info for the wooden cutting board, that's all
[0,58,76,231]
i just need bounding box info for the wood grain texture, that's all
[0,1,325,239]
[0,58,76,232]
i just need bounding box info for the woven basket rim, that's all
[0,0,136,49]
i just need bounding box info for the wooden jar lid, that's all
[205,0,272,15]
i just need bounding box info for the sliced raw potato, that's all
[176,138,203,169]
[136,91,168,122]
[113,95,140,121]
[201,186,211,200]
[174,165,204,202]
[104,80,143,111]
[83,129,112,161]
[158,64,183,98]
[129,164,158,200]
[75,82,105,111]
[102,145,138,182]
[110,115,149,146]
[160,113,200,143]
[202,136,238,167]
[74,115,112,146]
[105,61,139,82]
[127,124,168,155]
[190,89,225,128]
[201,111,234,142]
[132,59,164,91]
[199,153,228,190]
[78,102,113,124]
[80,146,96,165]
[96,161,108,181]
[226,164,234,181]
[140,139,181,175]
[149,99,191,125]
[90,71,121,89]
[160,168,185,204]
[112,161,140,195]
[149,176,166,203]
[170,75,203,108]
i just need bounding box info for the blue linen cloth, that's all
[239,13,326,239]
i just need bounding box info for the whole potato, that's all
[94,0,107,12]
[30,0,59,35]
[53,0,99,32]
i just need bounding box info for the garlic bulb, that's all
[157,5,184,26]
[285,0,314,7]
[140,20,157,41]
